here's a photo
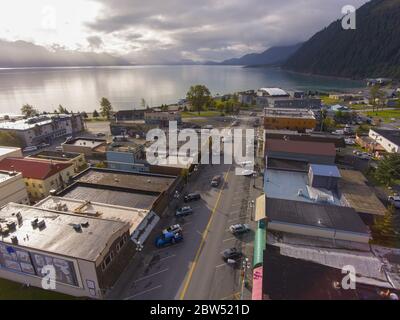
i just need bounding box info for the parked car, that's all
[155,231,183,248]
[229,224,250,235]
[23,146,38,153]
[211,175,222,187]
[221,247,243,262]
[388,195,400,209]
[38,142,50,149]
[162,224,183,235]
[345,138,355,145]
[96,132,106,137]
[184,193,201,202]
[357,152,372,160]
[55,146,63,152]
[175,206,193,217]
[113,135,128,142]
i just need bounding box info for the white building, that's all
[369,129,400,153]
[0,114,84,147]
[0,203,131,299]
[0,171,29,207]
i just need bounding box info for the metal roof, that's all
[259,88,289,96]
[309,164,341,178]
[266,139,336,157]
[266,198,369,235]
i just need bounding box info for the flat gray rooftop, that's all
[267,198,369,234]
[264,169,342,205]
[68,139,105,148]
[36,196,150,234]
[0,203,128,261]
[77,169,176,194]
[59,185,156,209]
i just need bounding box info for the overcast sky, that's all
[0,0,368,62]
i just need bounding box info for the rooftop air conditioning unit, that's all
[297,189,304,197]
[31,218,39,228]
[37,220,46,229]
[6,221,16,230]
[15,212,22,224]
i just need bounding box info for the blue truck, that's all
[155,231,183,248]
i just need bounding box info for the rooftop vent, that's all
[16,212,22,224]
[31,218,39,228]
[6,221,16,230]
[81,221,89,228]
[37,220,46,229]
[11,235,18,244]
[73,224,82,232]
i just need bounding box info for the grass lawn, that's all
[0,278,75,300]
[321,96,340,106]
[365,109,400,123]
[181,111,222,118]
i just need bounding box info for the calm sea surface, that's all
[0,65,363,114]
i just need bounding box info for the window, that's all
[101,252,115,271]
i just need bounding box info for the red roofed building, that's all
[0,157,74,201]
[265,139,336,165]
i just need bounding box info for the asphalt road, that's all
[108,122,257,300]
[179,166,255,300]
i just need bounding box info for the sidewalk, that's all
[241,173,264,300]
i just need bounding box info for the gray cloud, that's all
[87,35,104,50]
[88,0,369,62]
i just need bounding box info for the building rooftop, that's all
[264,169,342,205]
[0,203,128,261]
[370,128,400,147]
[263,245,398,300]
[0,157,72,180]
[0,114,72,131]
[265,139,336,157]
[58,185,157,209]
[264,108,315,119]
[35,196,150,235]
[310,164,341,178]
[64,138,106,149]
[74,168,176,194]
[0,146,21,157]
[28,150,82,161]
[266,197,369,235]
[258,88,289,97]
[0,170,22,184]
[264,130,346,148]
[338,169,386,216]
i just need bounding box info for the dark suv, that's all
[184,193,201,202]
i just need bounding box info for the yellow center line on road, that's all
[179,165,232,300]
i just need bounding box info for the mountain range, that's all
[217,43,303,66]
[0,40,129,68]
[284,0,400,79]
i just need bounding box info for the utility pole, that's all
[240,257,250,300]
